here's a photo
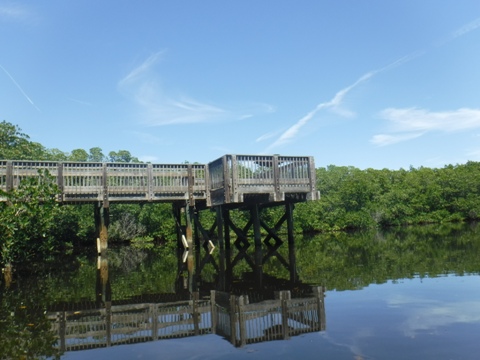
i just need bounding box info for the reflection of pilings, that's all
[95,256,111,306]
[216,207,226,291]
[173,203,196,292]
[94,203,109,255]
[48,287,326,352]
[2,263,13,288]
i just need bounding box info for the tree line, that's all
[1,120,480,266]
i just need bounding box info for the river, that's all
[1,222,479,359]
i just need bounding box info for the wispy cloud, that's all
[388,295,480,338]
[264,15,480,153]
[68,97,92,106]
[371,132,425,147]
[372,107,480,146]
[0,63,41,112]
[256,130,282,143]
[118,51,165,87]
[0,4,31,22]
[445,16,480,42]
[263,50,426,153]
[119,51,273,126]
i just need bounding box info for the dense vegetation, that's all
[2,120,480,267]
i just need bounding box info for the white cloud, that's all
[370,132,424,146]
[0,4,31,22]
[382,107,480,132]
[404,302,480,337]
[388,294,480,338]
[372,107,480,146]
[119,52,273,127]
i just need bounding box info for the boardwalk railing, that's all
[208,155,318,206]
[0,160,207,204]
[0,155,319,206]
[47,288,325,352]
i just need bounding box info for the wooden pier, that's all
[1,154,319,289]
[0,154,318,206]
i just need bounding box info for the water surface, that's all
[1,223,479,359]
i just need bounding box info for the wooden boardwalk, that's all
[0,154,318,207]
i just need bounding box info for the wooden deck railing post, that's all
[57,162,64,203]
[147,163,153,201]
[308,156,318,200]
[223,155,231,204]
[273,155,281,201]
[231,155,238,202]
[6,160,13,192]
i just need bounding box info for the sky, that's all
[1,1,480,170]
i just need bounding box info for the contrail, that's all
[265,71,375,152]
[265,14,480,153]
[0,63,41,112]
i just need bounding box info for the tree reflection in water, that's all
[1,222,480,358]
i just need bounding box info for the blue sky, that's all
[1,1,480,169]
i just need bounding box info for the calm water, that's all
[1,223,480,359]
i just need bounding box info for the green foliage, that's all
[69,148,89,161]
[108,150,140,163]
[4,120,480,245]
[294,162,480,232]
[0,170,61,266]
[0,121,45,160]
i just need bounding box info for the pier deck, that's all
[0,154,319,207]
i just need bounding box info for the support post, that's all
[223,207,232,286]
[251,204,263,289]
[216,206,226,291]
[185,204,195,292]
[286,202,298,284]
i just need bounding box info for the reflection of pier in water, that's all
[47,256,325,351]
[48,287,325,351]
